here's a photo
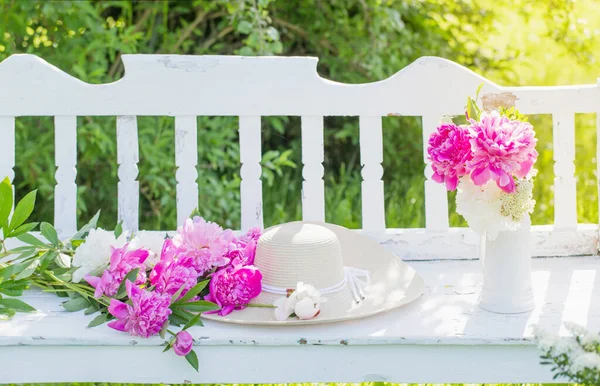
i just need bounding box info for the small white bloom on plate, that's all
[71,228,129,283]
[273,296,294,321]
[273,282,321,321]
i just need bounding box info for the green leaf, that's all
[0,298,35,312]
[159,320,169,339]
[170,284,185,303]
[0,177,13,230]
[16,233,48,247]
[84,305,98,315]
[71,210,101,241]
[0,279,29,296]
[116,268,140,298]
[173,300,219,313]
[62,297,90,312]
[114,221,123,238]
[6,222,38,238]
[39,251,58,273]
[8,190,37,232]
[55,253,71,269]
[236,20,253,34]
[185,350,199,372]
[182,312,203,330]
[175,280,209,304]
[87,313,107,328]
[189,208,201,219]
[162,343,172,353]
[14,259,39,280]
[40,222,60,246]
[0,307,16,320]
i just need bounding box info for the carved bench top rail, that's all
[0,54,598,259]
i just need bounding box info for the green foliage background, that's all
[0,0,598,231]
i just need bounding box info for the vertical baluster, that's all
[54,116,77,238]
[422,114,449,231]
[0,117,15,184]
[597,107,600,228]
[359,116,385,231]
[116,116,139,232]
[553,113,577,230]
[301,116,325,222]
[175,116,199,226]
[239,116,263,231]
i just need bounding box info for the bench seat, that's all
[1,256,597,384]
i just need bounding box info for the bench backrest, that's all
[0,54,598,259]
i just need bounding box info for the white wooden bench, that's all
[0,54,598,383]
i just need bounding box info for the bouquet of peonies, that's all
[0,176,264,370]
[536,323,600,384]
[427,90,538,239]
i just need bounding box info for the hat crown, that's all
[255,222,345,290]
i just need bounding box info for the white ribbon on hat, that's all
[262,266,370,303]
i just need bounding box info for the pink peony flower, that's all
[173,216,234,274]
[427,123,473,191]
[107,281,172,338]
[85,244,148,298]
[205,264,262,316]
[173,330,194,356]
[150,240,198,299]
[238,227,262,246]
[468,111,537,193]
[225,239,257,266]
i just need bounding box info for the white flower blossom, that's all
[130,231,166,269]
[71,228,129,282]
[456,176,534,240]
[571,352,600,373]
[273,282,321,321]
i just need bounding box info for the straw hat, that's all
[202,221,425,325]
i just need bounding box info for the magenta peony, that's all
[173,216,234,274]
[468,111,537,193]
[205,264,262,316]
[85,244,148,298]
[427,123,473,191]
[107,281,172,338]
[173,330,194,356]
[150,240,198,299]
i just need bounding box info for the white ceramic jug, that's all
[478,215,535,314]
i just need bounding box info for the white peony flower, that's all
[273,282,321,321]
[71,228,129,283]
[130,231,166,269]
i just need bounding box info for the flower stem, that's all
[247,303,275,309]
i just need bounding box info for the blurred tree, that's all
[0,0,595,230]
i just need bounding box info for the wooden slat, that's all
[552,113,577,229]
[0,117,15,183]
[301,116,325,222]
[359,116,385,231]
[54,116,77,238]
[422,114,449,232]
[239,116,263,231]
[175,116,198,226]
[116,116,139,232]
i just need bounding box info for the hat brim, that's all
[202,222,425,325]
